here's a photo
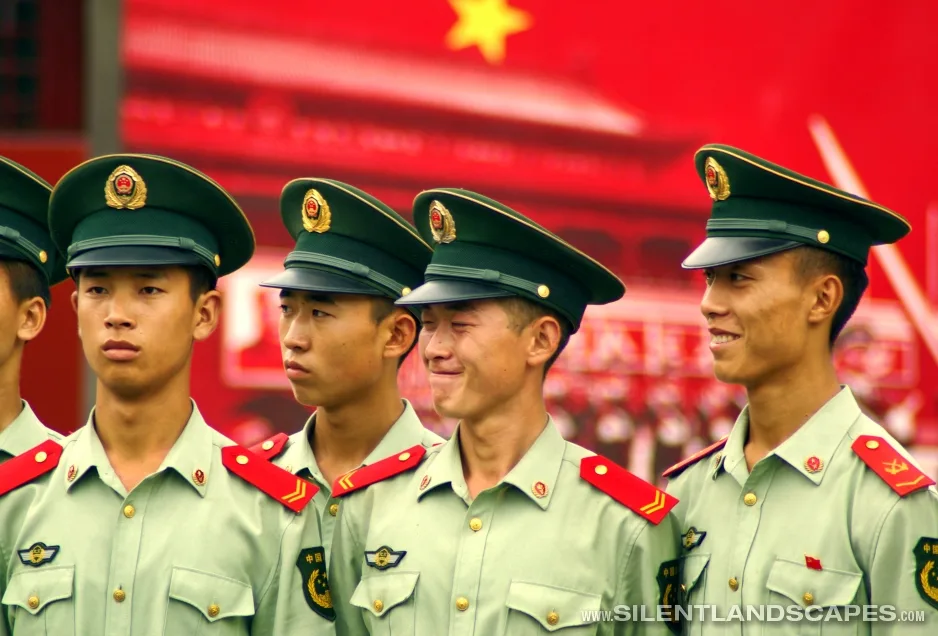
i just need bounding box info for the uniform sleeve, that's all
[329,496,368,636]
[868,487,938,635]
[253,510,336,636]
[616,511,682,636]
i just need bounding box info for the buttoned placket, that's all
[102,474,158,634]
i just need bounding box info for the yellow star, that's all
[445,0,533,65]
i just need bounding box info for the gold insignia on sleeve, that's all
[704,157,730,202]
[296,547,336,621]
[914,537,938,609]
[429,200,456,244]
[657,559,682,635]
[105,165,148,210]
[301,189,332,233]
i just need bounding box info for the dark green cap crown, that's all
[49,154,255,277]
[260,179,432,306]
[683,144,911,269]
[0,156,67,287]
[397,188,625,332]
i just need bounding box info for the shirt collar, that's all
[417,417,566,510]
[716,386,861,486]
[0,401,51,458]
[280,400,430,486]
[66,399,214,496]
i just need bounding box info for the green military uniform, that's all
[261,400,441,557]
[254,178,443,556]
[0,155,335,636]
[329,189,683,635]
[666,145,938,634]
[0,157,69,461]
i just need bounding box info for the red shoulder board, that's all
[581,455,678,525]
[249,432,289,461]
[221,445,318,513]
[0,440,63,497]
[332,444,426,498]
[662,436,728,479]
[852,435,936,497]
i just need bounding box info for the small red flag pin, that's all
[805,555,822,570]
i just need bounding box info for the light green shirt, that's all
[666,386,938,635]
[330,418,681,635]
[0,402,61,463]
[272,399,443,557]
[0,400,335,636]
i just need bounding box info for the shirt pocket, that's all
[349,571,419,636]
[505,580,601,634]
[1,566,75,636]
[766,557,863,636]
[163,566,255,636]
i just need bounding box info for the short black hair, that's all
[371,297,419,368]
[1,259,50,306]
[498,296,571,376]
[794,246,868,347]
[184,265,217,303]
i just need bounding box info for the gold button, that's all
[817,230,830,244]
[803,592,814,605]
[594,464,608,476]
[401,287,412,296]
[34,451,48,463]
[373,599,384,612]
[729,577,739,591]
[329,503,339,517]
[469,517,483,531]
[236,455,249,465]
[27,595,39,610]
[261,440,274,451]
[113,589,126,603]
[456,596,469,611]
[537,284,550,298]
[547,611,560,625]
[398,452,411,461]
[39,250,48,264]
[866,440,880,450]
[123,504,135,518]
[214,254,221,267]
[743,493,757,506]
[208,603,220,618]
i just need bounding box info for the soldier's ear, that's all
[193,289,221,342]
[526,314,562,368]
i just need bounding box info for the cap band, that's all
[0,225,47,267]
[706,218,822,242]
[67,235,217,269]
[425,263,543,297]
[284,250,406,295]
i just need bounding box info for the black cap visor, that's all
[260,267,386,296]
[395,279,514,307]
[682,237,802,270]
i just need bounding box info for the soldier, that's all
[665,144,938,633]
[250,179,442,555]
[0,157,68,462]
[329,189,682,635]
[0,155,335,635]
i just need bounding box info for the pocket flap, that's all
[350,572,419,617]
[2,566,74,615]
[506,580,601,631]
[681,553,710,594]
[766,558,862,607]
[168,567,255,621]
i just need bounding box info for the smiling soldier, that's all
[664,144,938,634]
[0,155,335,636]
[328,189,682,635]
